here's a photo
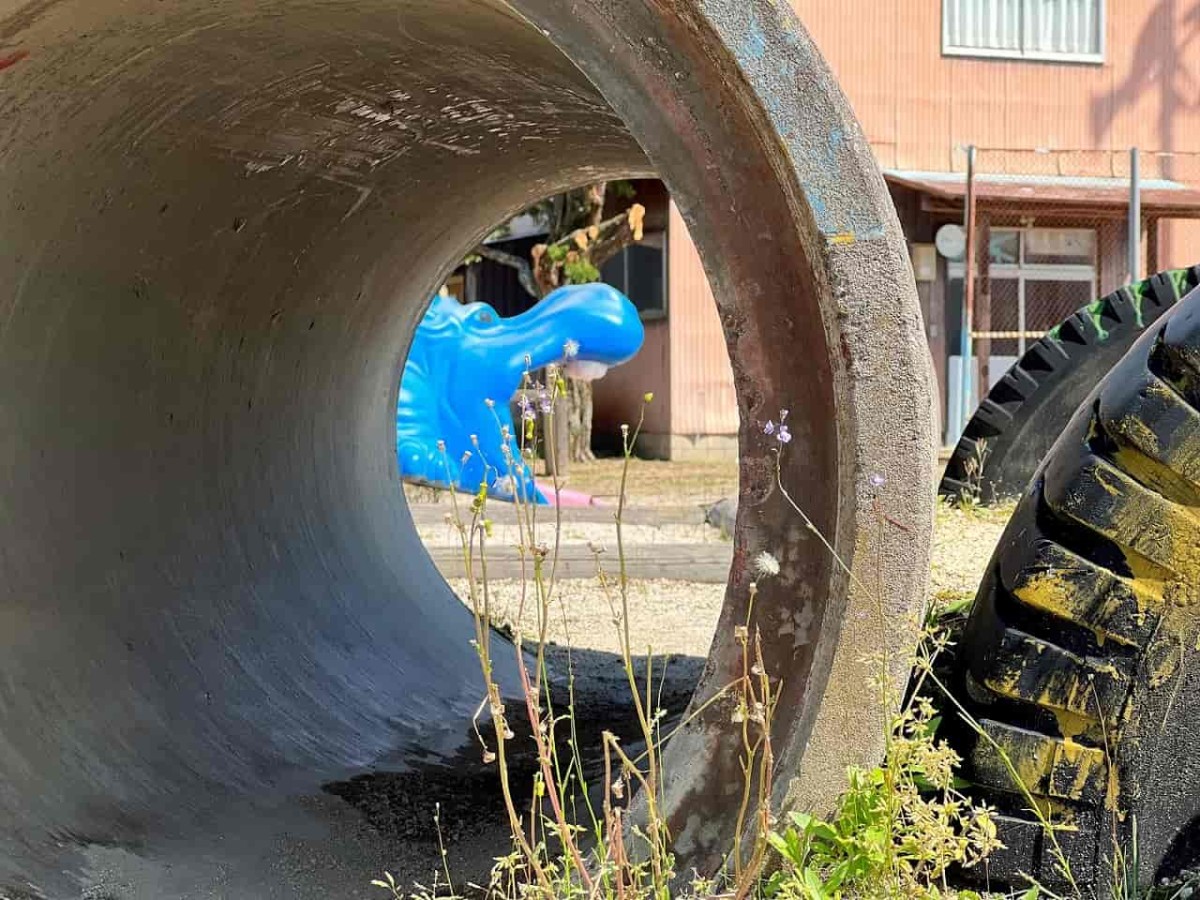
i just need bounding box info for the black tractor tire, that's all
[941,266,1200,505]
[942,283,1200,894]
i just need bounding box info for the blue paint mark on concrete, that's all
[717,0,891,243]
[743,12,767,61]
[803,183,831,228]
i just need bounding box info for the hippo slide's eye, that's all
[477,311,494,324]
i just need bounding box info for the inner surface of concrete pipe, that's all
[0,0,935,896]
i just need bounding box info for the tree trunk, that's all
[566,377,595,463]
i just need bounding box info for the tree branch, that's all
[472,245,542,299]
[585,203,645,270]
[530,204,646,295]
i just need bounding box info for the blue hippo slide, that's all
[397,283,644,503]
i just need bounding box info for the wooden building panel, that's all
[787,0,1200,171]
[592,318,671,445]
[666,203,739,438]
[895,0,953,171]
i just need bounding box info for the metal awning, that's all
[884,169,1200,217]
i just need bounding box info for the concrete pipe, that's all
[0,0,935,896]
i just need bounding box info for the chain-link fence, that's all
[943,146,1200,442]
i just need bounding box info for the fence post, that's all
[1129,146,1142,284]
[977,212,992,399]
[960,145,977,434]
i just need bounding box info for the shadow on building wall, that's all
[1090,0,1200,175]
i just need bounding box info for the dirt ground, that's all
[550,457,738,507]
[405,457,738,509]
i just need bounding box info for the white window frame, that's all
[942,0,1106,64]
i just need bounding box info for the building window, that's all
[943,0,1105,63]
[948,226,1098,357]
[601,231,667,320]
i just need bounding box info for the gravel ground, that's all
[446,576,727,658]
[356,475,1017,899]
[928,498,1015,611]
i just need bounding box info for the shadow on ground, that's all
[322,645,705,885]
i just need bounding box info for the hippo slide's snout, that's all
[529,282,645,371]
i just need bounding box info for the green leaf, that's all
[761,869,788,898]
[802,867,828,900]
[789,810,816,829]
[767,832,794,861]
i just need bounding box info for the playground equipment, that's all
[941,267,1200,504]
[943,284,1200,890]
[0,0,936,896]
[397,284,644,503]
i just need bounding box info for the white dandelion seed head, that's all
[754,551,781,578]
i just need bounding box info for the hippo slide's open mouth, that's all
[564,360,610,381]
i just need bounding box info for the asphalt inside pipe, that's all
[0,0,935,896]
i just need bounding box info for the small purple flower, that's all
[537,388,553,414]
[868,473,887,488]
[518,393,535,423]
[764,411,791,444]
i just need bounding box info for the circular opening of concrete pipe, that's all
[0,0,935,896]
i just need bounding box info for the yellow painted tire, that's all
[947,284,1200,893]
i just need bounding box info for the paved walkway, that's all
[426,542,733,583]
[406,502,707,527]
[408,501,732,583]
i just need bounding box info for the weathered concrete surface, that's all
[0,0,934,895]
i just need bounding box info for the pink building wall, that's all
[602,1,1200,457]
